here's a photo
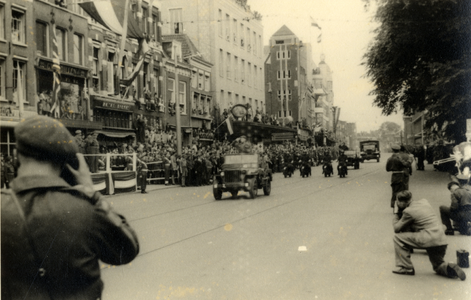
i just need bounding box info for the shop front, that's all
[92,96,135,148]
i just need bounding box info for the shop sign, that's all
[37,60,88,78]
[95,99,133,111]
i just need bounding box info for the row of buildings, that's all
[0,0,354,156]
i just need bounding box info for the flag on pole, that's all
[50,23,61,118]
[120,39,150,86]
[225,117,234,135]
[310,17,322,30]
[317,33,322,43]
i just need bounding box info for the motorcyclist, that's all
[337,150,348,176]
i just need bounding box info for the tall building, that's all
[160,0,265,114]
[312,54,334,131]
[1,0,36,156]
[264,25,315,127]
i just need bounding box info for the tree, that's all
[363,0,471,143]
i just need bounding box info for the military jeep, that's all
[213,153,272,200]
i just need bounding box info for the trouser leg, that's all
[439,206,453,231]
[171,170,175,184]
[140,170,147,192]
[426,245,449,277]
[393,234,414,269]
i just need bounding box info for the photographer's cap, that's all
[15,115,78,164]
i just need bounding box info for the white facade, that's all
[160,0,265,112]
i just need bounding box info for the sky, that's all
[247,0,404,132]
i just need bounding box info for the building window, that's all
[254,65,257,89]
[191,69,197,88]
[253,31,257,56]
[12,8,26,44]
[0,58,5,101]
[198,72,203,90]
[234,56,238,82]
[36,21,48,56]
[240,23,244,48]
[143,62,149,89]
[153,68,159,97]
[220,90,224,108]
[277,51,291,60]
[142,7,149,34]
[152,14,159,41]
[204,74,210,92]
[247,62,251,87]
[107,51,115,95]
[178,81,186,114]
[170,8,183,34]
[225,14,230,41]
[92,45,100,92]
[12,60,26,104]
[168,78,175,108]
[241,59,245,84]
[218,9,222,37]
[226,53,231,79]
[219,49,223,77]
[233,18,237,44]
[0,5,5,40]
[73,34,83,65]
[56,27,67,61]
[246,27,250,52]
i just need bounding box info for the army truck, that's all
[213,153,272,200]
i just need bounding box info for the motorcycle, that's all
[322,162,333,177]
[283,162,294,178]
[300,160,312,178]
[338,163,347,178]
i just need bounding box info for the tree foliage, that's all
[363,0,471,142]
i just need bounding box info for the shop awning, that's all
[94,130,135,138]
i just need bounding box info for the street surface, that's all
[101,154,470,300]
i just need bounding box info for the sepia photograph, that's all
[1,0,470,299]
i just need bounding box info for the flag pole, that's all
[118,0,130,99]
[174,44,182,156]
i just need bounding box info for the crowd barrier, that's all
[85,153,181,193]
[85,153,137,195]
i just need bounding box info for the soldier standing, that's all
[386,144,412,209]
[74,130,85,153]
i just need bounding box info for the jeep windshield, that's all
[224,155,258,164]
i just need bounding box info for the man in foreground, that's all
[1,115,139,300]
[392,190,465,280]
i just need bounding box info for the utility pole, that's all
[174,44,182,155]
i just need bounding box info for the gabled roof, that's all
[162,34,210,66]
[162,34,197,58]
[272,25,296,37]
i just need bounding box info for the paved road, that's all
[101,155,470,300]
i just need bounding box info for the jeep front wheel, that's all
[263,180,271,195]
[248,179,258,199]
[213,188,222,200]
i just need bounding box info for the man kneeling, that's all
[392,190,466,280]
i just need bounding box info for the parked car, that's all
[213,153,272,200]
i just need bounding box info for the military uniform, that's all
[386,145,411,208]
